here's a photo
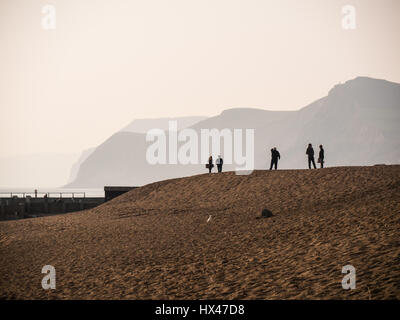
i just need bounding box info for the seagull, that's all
[207,215,212,223]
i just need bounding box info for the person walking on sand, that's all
[206,155,214,173]
[318,145,325,168]
[269,147,281,170]
[306,143,316,169]
[216,155,223,173]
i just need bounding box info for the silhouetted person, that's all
[216,155,223,173]
[318,145,325,168]
[207,155,214,173]
[269,148,274,169]
[306,143,316,169]
[269,147,280,170]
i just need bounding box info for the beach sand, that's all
[1,166,399,299]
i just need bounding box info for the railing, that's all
[0,192,86,199]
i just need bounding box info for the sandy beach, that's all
[0,165,399,299]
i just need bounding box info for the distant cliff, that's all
[66,77,400,188]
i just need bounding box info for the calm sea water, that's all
[0,188,104,198]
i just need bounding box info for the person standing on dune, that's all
[318,145,325,168]
[269,147,281,170]
[306,143,316,169]
[216,155,223,173]
[207,155,214,173]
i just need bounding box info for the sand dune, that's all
[1,166,399,299]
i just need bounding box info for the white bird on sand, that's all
[207,215,212,223]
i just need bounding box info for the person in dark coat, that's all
[216,155,223,173]
[269,147,281,170]
[306,143,316,169]
[318,145,325,168]
[207,155,214,173]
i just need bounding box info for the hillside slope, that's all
[1,166,400,299]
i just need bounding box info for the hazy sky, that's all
[1,0,399,157]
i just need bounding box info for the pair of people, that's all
[207,155,223,173]
[306,144,324,169]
